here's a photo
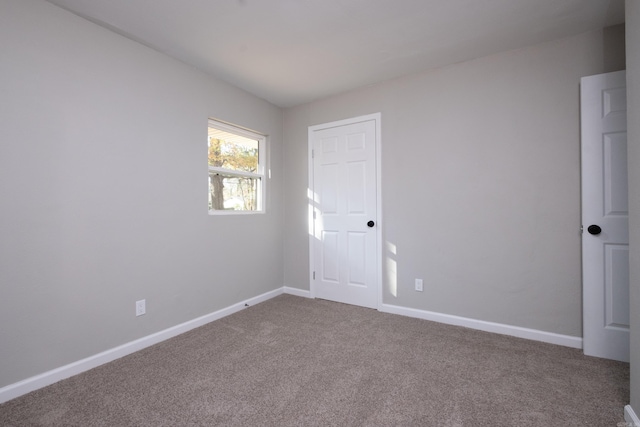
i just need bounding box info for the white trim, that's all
[307,113,383,308]
[379,303,583,349]
[0,286,585,405]
[307,129,316,298]
[374,116,383,308]
[208,166,263,180]
[207,209,265,216]
[0,288,283,404]
[283,286,312,298]
[207,118,266,142]
[626,405,640,427]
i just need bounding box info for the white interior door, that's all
[309,115,380,309]
[581,70,629,362]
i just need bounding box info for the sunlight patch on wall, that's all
[386,241,397,298]
[307,188,320,238]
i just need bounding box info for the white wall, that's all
[626,0,640,417]
[284,30,613,337]
[0,0,283,389]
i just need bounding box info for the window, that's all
[208,119,266,214]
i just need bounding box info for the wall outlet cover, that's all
[136,299,146,316]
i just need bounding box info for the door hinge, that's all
[313,211,316,220]
[313,271,316,280]
[311,149,315,158]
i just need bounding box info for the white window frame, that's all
[208,118,267,215]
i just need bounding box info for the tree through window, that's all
[208,119,266,213]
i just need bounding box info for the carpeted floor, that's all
[0,294,630,426]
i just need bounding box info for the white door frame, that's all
[308,113,382,309]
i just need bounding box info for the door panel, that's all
[347,161,367,213]
[310,117,378,309]
[581,70,629,362]
[605,244,629,328]
[347,231,367,286]
[603,132,628,215]
[321,163,339,214]
[322,231,339,282]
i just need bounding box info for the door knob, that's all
[587,224,602,235]
[367,220,375,228]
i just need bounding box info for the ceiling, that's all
[45,0,625,108]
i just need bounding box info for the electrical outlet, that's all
[415,279,423,292]
[136,299,146,316]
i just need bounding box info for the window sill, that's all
[208,210,265,216]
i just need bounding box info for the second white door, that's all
[581,70,629,362]
[310,115,379,309]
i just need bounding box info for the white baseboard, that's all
[0,289,585,404]
[626,405,640,427]
[283,286,311,298]
[0,287,284,404]
[379,303,583,349]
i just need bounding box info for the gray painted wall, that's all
[0,0,283,388]
[626,0,639,417]
[604,23,627,73]
[284,30,618,337]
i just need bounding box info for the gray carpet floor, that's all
[0,294,630,426]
